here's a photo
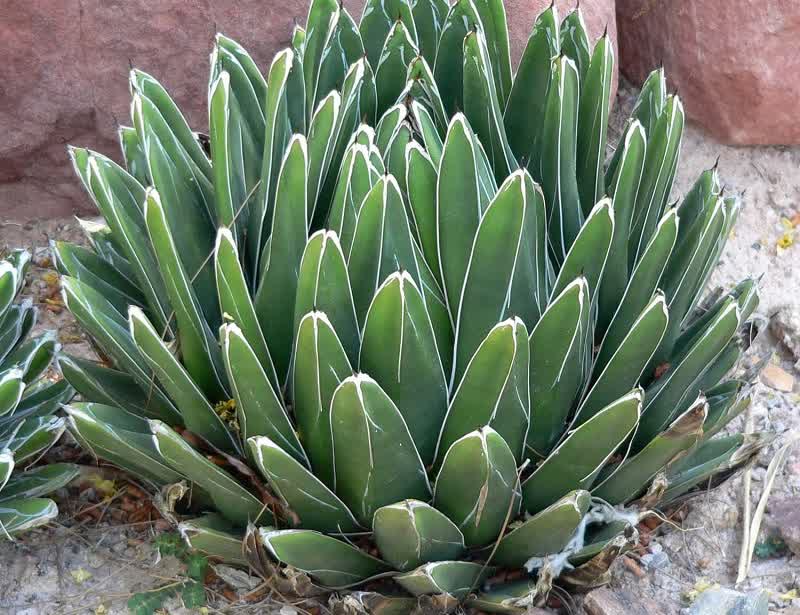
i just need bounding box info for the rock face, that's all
[687,587,768,615]
[617,0,800,145]
[0,0,616,221]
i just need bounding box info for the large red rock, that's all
[0,0,616,221]
[617,0,800,145]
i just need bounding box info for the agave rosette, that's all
[0,250,77,537]
[58,0,765,609]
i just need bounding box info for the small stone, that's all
[765,496,800,557]
[760,364,795,392]
[770,305,800,365]
[583,587,666,615]
[640,548,670,570]
[687,587,768,615]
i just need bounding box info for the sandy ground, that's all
[0,80,798,613]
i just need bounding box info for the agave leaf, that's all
[303,0,341,110]
[209,70,259,243]
[635,299,740,448]
[4,332,57,385]
[250,49,295,276]
[596,209,678,371]
[504,4,559,171]
[593,397,707,505]
[453,171,526,384]
[437,114,494,319]
[384,124,414,195]
[249,435,360,533]
[3,416,63,464]
[576,293,668,424]
[294,230,360,365]
[411,0,448,65]
[0,463,79,503]
[0,302,35,367]
[631,67,667,139]
[434,0,482,116]
[539,55,582,262]
[395,560,488,600]
[259,528,391,587]
[331,374,430,526]
[414,243,454,378]
[629,95,684,264]
[129,306,238,453]
[405,58,448,137]
[695,340,741,393]
[222,324,304,462]
[466,579,538,614]
[522,389,641,514]
[76,219,138,285]
[179,513,247,566]
[360,272,448,464]
[136,102,218,322]
[360,0,417,68]
[0,497,58,536]
[65,403,183,487]
[306,92,342,217]
[438,318,529,464]
[292,311,352,488]
[315,8,365,111]
[471,0,512,106]
[0,370,24,417]
[58,354,178,422]
[373,500,465,571]
[119,125,150,185]
[463,29,515,180]
[527,278,590,457]
[252,136,310,381]
[576,33,614,214]
[405,142,440,281]
[493,490,590,568]
[598,121,647,331]
[434,427,517,547]
[215,229,279,391]
[0,380,73,430]
[144,189,228,400]
[52,241,146,317]
[347,176,421,327]
[73,151,172,332]
[214,34,267,122]
[375,21,419,116]
[408,99,444,166]
[376,103,407,155]
[550,198,614,301]
[151,420,263,526]
[60,277,177,416]
[675,165,721,248]
[559,9,590,81]
[508,172,550,330]
[703,382,748,441]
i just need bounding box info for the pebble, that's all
[688,587,768,615]
[760,364,795,392]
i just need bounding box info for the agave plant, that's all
[59,0,766,609]
[0,251,77,537]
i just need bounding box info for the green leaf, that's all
[249,435,360,533]
[0,463,79,503]
[405,142,440,282]
[405,58,448,137]
[463,29,515,180]
[214,229,279,392]
[434,427,517,547]
[577,34,614,214]
[119,125,150,185]
[179,514,247,567]
[360,272,448,464]
[493,490,590,568]
[375,21,419,116]
[315,9,365,112]
[303,0,341,109]
[305,92,341,222]
[593,397,707,504]
[539,55,582,262]
[129,306,237,453]
[0,369,24,417]
[504,5,559,172]
[434,0,482,116]
[260,528,391,587]
[151,420,262,526]
[438,318,529,464]
[359,0,417,67]
[395,561,489,600]
[376,103,407,155]
[471,0,512,106]
[453,172,527,384]
[521,389,641,514]
[294,230,360,365]
[0,497,58,536]
[527,278,591,457]
[331,374,430,526]
[550,198,615,301]
[222,324,303,461]
[631,67,667,138]
[292,311,352,488]
[412,0,448,65]
[253,136,309,381]
[373,500,465,571]
[577,293,668,424]
[559,10,591,82]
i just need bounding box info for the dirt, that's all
[0,79,799,613]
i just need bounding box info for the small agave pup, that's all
[0,251,77,537]
[58,0,767,609]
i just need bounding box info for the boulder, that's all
[687,587,768,615]
[617,0,800,145]
[0,0,616,221]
